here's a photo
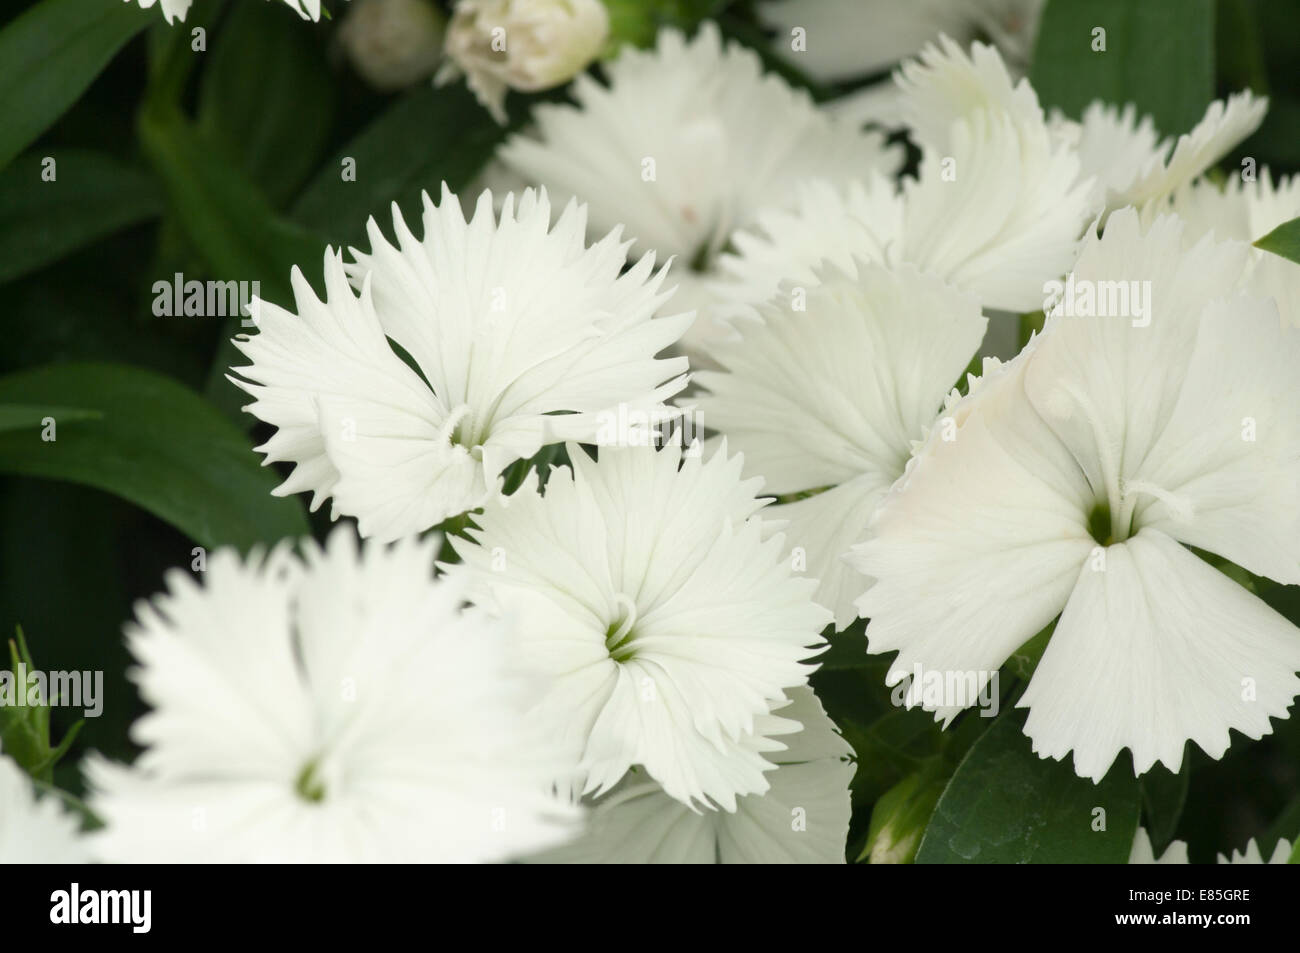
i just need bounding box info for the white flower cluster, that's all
[44,12,1297,864]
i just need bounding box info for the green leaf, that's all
[0,362,308,550]
[0,0,151,171]
[138,103,328,419]
[1254,215,1300,264]
[916,708,1140,863]
[1030,0,1214,137]
[139,104,326,306]
[0,405,101,432]
[0,149,162,285]
[197,1,336,207]
[292,83,507,249]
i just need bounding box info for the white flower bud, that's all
[437,0,610,123]
[338,0,446,91]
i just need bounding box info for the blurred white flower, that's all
[449,441,831,811]
[1218,837,1292,864]
[848,209,1300,781]
[715,40,1095,321]
[437,0,609,122]
[0,749,88,863]
[697,262,986,628]
[530,688,854,863]
[1058,92,1267,212]
[338,0,445,91]
[231,186,690,542]
[759,0,1043,85]
[87,529,578,863]
[497,22,903,359]
[1164,169,1300,327]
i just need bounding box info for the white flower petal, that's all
[901,108,1095,312]
[769,475,894,630]
[0,751,88,863]
[1217,837,1292,864]
[1136,295,1300,583]
[1020,529,1300,782]
[1115,91,1268,209]
[1128,827,1189,864]
[850,352,1096,716]
[895,36,1044,152]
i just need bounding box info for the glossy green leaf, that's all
[0,362,308,550]
[0,0,151,171]
[197,1,335,207]
[293,83,507,249]
[0,404,101,432]
[1030,0,1214,137]
[139,103,326,306]
[916,709,1141,863]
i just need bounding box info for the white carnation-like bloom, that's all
[1165,169,1300,328]
[437,0,609,123]
[713,39,1094,321]
[1128,828,1189,864]
[449,441,831,811]
[848,209,1300,782]
[130,0,324,24]
[231,186,690,542]
[530,688,854,863]
[496,22,903,358]
[697,262,987,628]
[1218,837,1292,864]
[1061,91,1267,212]
[0,749,88,863]
[86,529,578,863]
[758,0,1043,130]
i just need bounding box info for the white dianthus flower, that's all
[231,186,690,542]
[848,209,1300,781]
[449,441,831,811]
[713,39,1095,322]
[86,529,579,863]
[496,22,903,359]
